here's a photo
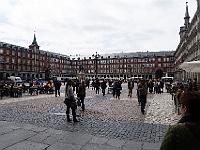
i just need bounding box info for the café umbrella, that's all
[179,60,200,73]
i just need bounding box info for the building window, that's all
[0,49,3,54]
[12,58,15,63]
[12,51,15,56]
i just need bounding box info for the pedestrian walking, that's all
[95,78,100,94]
[160,91,200,150]
[65,80,79,122]
[128,78,134,97]
[148,79,154,94]
[157,80,162,94]
[101,79,107,96]
[136,80,141,105]
[92,80,95,90]
[77,80,86,111]
[53,78,61,97]
[75,78,80,94]
[112,80,116,97]
[137,80,147,114]
[86,79,90,88]
[115,80,122,99]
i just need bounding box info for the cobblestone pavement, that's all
[0,83,181,144]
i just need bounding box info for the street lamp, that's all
[0,60,6,81]
[92,52,100,78]
[45,65,51,81]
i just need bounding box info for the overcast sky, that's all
[0,0,197,57]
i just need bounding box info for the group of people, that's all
[0,82,24,97]
[64,77,200,150]
[28,79,55,94]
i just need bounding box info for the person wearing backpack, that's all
[65,80,79,122]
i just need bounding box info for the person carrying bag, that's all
[64,80,79,122]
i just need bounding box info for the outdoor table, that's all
[30,86,38,95]
[13,87,22,97]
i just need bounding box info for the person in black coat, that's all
[54,79,61,97]
[101,79,107,96]
[115,80,122,99]
[128,79,134,97]
[95,78,100,94]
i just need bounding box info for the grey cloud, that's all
[152,0,174,9]
[145,28,165,35]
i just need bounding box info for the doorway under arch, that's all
[155,69,163,79]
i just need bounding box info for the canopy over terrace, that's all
[179,60,200,73]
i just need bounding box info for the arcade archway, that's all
[155,69,163,79]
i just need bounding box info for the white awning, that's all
[179,60,200,73]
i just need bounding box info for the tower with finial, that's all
[184,1,190,30]
[29,31,40,51]
[179,1,190,40]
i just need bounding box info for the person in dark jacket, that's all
[112,80,117,97]
[137,80,147,114]
[95,78,100,94]
[128,78,134,97]
[77,80,86,111]
[101,79,107,96]
[115,80,122,99]
[65,80,79,122]
[160,91,200,150]
[54,79,61,97]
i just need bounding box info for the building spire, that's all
[29,31,40,50]
[184,1,190,30]
[31,31,38,46]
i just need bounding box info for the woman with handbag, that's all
[65,80,79,122]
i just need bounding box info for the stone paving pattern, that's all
[0,83,181,149]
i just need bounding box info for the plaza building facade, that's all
[0,37,175,81]
[0,34,175,81]
[73,51,175,80]
[174,0,200,82]
[0,34,71,81]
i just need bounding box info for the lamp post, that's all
[92,52,100,78]
[0,60,6,81]
[45,65,51,81]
